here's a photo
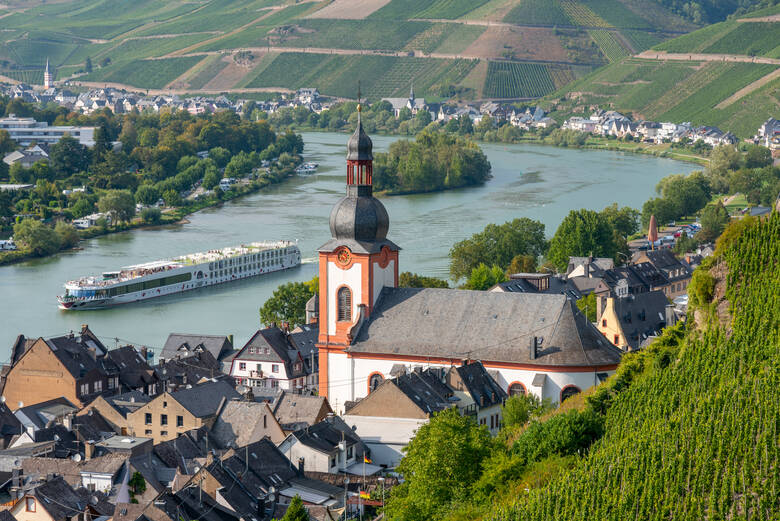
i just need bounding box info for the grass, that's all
[588,29,630,62]
[81,55,205,88]
[503,0,571,25]
[483,61,555,98]
[433,25,486,54]
[654,21,735,53]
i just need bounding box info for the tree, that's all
[385,408,492,521]
[140,207,162,224]
[208,147,231,168]
[0,129,15,155]
[464,263,507,291]
[70,196,95,219]
[744,145,772,169]
[97,189,135,223]
[203,167,221,190]
[162,189,182,207]
[54,221,79,249]
[259,277,317,327]
[502,394,553,430]
[13,219,62,256]
[134,184,160,205]
[449,218,546,281]
[84,56,92,73]
[547,209,616,271]
[279,495,309,521]
[50,135,89,177]
[399,272,449,288]
[576,292,597,322]
[600,203,639,239]
[697,201,730,242]
[506,254,537,275]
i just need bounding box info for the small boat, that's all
[58,241,301,310]
[295,162,319,174]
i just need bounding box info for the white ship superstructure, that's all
[58,241,301,310]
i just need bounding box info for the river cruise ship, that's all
[58,241,301,310]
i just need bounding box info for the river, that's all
[0,132,697,357]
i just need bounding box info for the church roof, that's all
[346,120,372,161]
[347,288,622,367]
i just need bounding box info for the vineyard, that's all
[502,0,571,26]
[81,56,205,89]
[701,22,780,57]
[185,55,230,90]
[483,61,556,98]
[413,0,490,19]
[588,29,630,62]
[271,19,431,52]
[561,1,610,27]
[621,29,662,51]
[493,212,780,521]
[581,0,652,29]
[0,69,44,84]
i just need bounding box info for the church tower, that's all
[43,59,53,89]
[317,105,400,401]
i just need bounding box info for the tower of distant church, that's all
[43,58,53,89]
[316,103,400,399]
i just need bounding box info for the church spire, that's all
[409,79,415,101]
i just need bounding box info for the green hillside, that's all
[492,212,780,520]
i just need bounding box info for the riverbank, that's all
[0,165,299,267]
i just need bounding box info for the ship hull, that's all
[59,243,300,311]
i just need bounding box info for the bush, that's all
[140,207,162,224]
[688,269,715,307]
[54,221,79,249]
[13,219,62,256]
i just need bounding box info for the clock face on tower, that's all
[337,248,352,266]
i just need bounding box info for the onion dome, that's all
[329,188,389,242]
[346,120,373,161]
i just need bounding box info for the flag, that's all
[360,491,370,499]
[363,455,372,464]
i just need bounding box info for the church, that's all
[315,109,622,413]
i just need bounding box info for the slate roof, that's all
[170,380,240,418]
[72,409,115,441]
[105,346,156,390]
[627,262,669,289]
[272,392,330,431]
[453,361,507,409]
[153,429,209,472]
[103,391,151,417]
[28,476,89,521]
[238,328,293,364]
[611,291,672,350]
[348,288,622,367]
[0,403,22,448]
[641,250,690,281]
[391,369,452,416]
[161,334,233,362]
[211,400,271,450]
[155,350,226,390]
[289,416,362,455]
[0,510,15,521]
[493,275,583,300]
[44,335,108,380]
[129,453,171,493]
[15,397,78,430]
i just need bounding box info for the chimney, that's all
[529,336,538,360]
[84,441,94,461]
[584,259,590,278]
[297,458,305,473]
[140,346,148,361]
[63,413,73,430]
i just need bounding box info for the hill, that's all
[0,0,720,100]
[546,6,780,137]
[488,212,779,520]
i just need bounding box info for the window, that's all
[176,416,183,427]
[26,498,35,512]
[369,373,384,392]
[614,335,620,344]
[145,429,152,436]
[263,415,267,429]
[347,446,353,459]
[272,364,279,373]
[490,415,494,429]
[145,413,152,425]
[161,414,168,426]
[108,378,115,390]
[508,383,526,396]
[80,383,89,396]
[249,347,255,354]
[163,401,167,408]
[602,319,607,327]
[257,363,262,372]
[560,386,581,403]
[330,456,336,468]
[94,380,102,393]
[239,362,246,371]
[271,380,279,388]
[337,287,352,322]
[161,431,168,437]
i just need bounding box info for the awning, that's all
[344,462,382,476]
[532,373,546,387]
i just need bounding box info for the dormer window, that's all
[337,287,352,322]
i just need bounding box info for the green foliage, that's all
[503,0,571,25]
[588,30,630,62]
[547,209,616,271]
[81,56,205,89]
[464,263,508,291]
[575,292,597,322]
[698,200,731,242]
[259,277,318,328]
[373,131,491,194]
[399,272,449,288]
[162,189,182,208]
[13,219,61,256]
[414,0,490,19]
[140,207,162,224]
[688,269,715,308]
[128,471,146,496]
[506,254,537,275]
[386,408,493,521]
[54,221,79,249]
[449,218,547,281]
[483,62,556,99]
[279,495,309,521]
[134,185,160,206]
[502,394,553,430]
[97,189,135,223]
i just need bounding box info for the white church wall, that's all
[371,260,395,305]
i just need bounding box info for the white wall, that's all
[326,261,362,335]
[342,415,427,468]
[371,260,395,305]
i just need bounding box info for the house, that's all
[103,345,159,395]
[21,454,126,494]
[72,212,111,229]
[152,427,214,477]
[0,115,95,147]
[277,415,367,474]
[230,326,317,393]
[382,84,429,118]
[271,391,332,433]
[79,391,151,436]
[161,333,235,365]
[632,249,691,299]
[566,256,614,279]
[126,379,239,443]
[446,361,507,434]
[0,401,23,449]
[10,476,102,521]
[95,434,152,458]
[3,146,48,168]
[755,117,780,150]
[154,350,229,392]
[2,327,112,410]
[211,399,287,448]
[597,291,677,351]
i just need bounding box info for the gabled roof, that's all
[41,334,108,380]
[212,400,274,449]
[392,370,452,416]
[289,416,361,455]
[170,380,240,419]
[105,346,155,389]
[155,350,225,389]
[611,291,672,350]
[15,397,78,430]
[237,328,291,364]
[153,429,210,472]
[26,476,89,521]
[72,409,114,442]
[348,288,622,367]
[102,391,151,417]
[272,392,331,431]
[452,361,507,409]
[161,333,233,362]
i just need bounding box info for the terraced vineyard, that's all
[414,0,491,19]
[589,29,630,61]
[81,56,205,89]
[561,1,610,27]
[483,61,556,98]
[502,0,571,26]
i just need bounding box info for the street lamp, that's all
[343,477,350,521]
[378,477,385,508]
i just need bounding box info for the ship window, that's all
[337,287,352,322]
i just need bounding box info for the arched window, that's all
[337,287,352,322]
[560,385,581,403]
[369,373,384,392]
[508,382,526,397]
